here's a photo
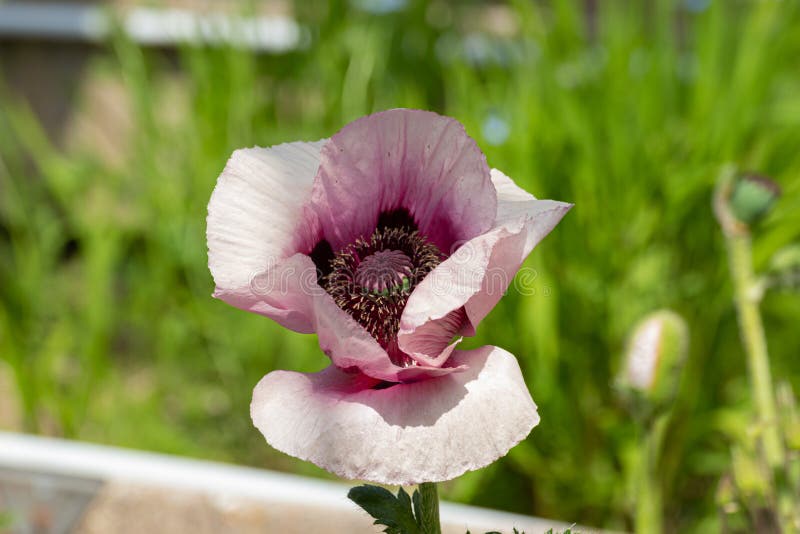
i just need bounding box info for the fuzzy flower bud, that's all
[619,310,689,411]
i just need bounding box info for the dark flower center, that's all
[320,221,442,367]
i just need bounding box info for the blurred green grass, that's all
[1,0,800,531]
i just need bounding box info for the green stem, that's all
[418,482,441,534]
[635,415,668,534]
[727,233,784,468]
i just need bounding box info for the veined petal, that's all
[399,169,572,358]
[250,345,538,485]
[398,309,466,367]
[207,141,326,332]
[206,141,411,377]
[241,252,451,382]
[309,109,497,253]
[239,253,457,382]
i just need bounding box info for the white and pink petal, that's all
[207,141,326,332]
[245,253,449,383]
[399,169,572,357]
[309,109,497,252]
[250,345,539,485]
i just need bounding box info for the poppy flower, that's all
[207,109,571,485]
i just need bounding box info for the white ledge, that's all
[0,430,585,533]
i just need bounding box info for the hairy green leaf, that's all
[348,484,421,534]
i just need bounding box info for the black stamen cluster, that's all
[322,225,442,366]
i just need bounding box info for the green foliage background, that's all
[2,0,800,531]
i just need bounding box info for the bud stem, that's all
[714,165,784,469]
[636,415,668,534]
[728,233,785,468]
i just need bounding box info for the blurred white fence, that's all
[0,431,584,533]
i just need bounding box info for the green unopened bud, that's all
[619,310,689,411]
[729,173,781,225]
